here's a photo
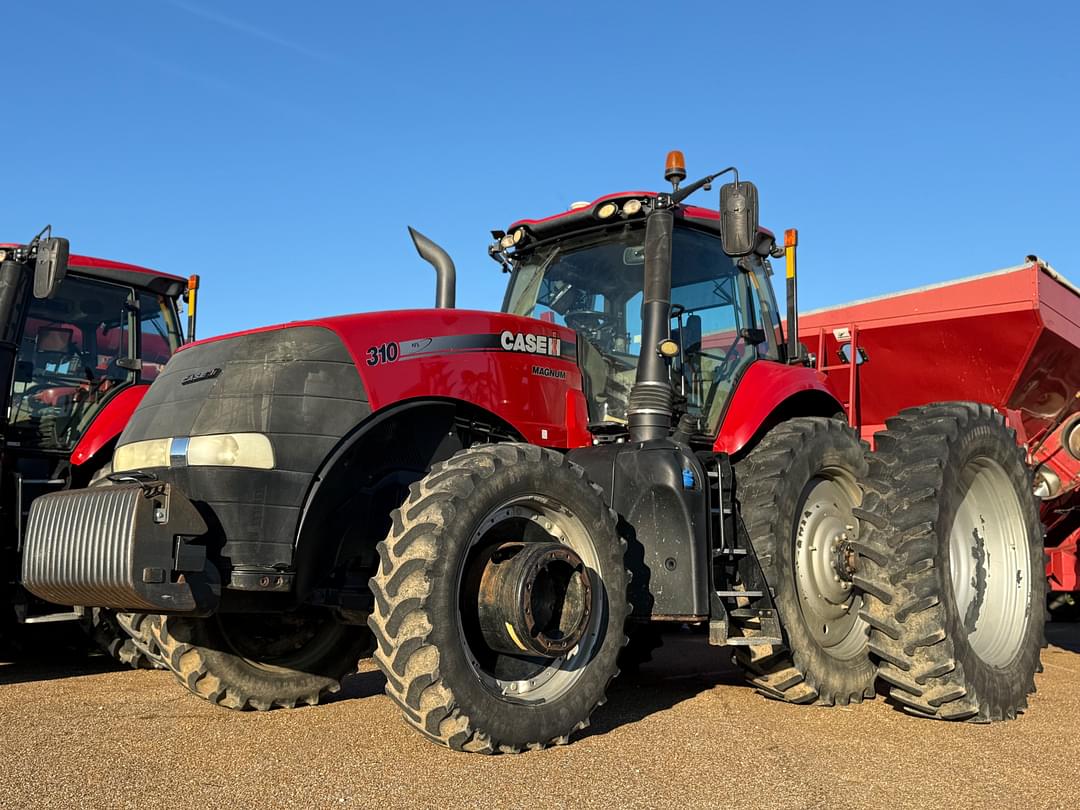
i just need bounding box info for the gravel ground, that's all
[1,623,1078,810]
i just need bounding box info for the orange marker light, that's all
[664,150,686,184]
[784,228,799,248]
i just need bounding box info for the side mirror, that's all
[719,181,758,257]
[33,237,69,299]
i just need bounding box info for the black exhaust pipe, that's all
[408,226,456,309]
[628,206,675,443]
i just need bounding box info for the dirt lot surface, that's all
[1,623,1078,810]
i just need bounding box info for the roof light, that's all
[596,202,618,220]
[569,201,590,210]
[623,199,642,216]
[500,234,516,250]
[664,150,686,185]
[512,227,526,245]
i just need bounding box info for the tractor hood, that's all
[114,308,590,575]
[173,308,586,443]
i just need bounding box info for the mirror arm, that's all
[671,166,739,204]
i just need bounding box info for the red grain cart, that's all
[799,259,1080,601]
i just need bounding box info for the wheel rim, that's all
[948,456,1032,667]
[793,470,868,660]
[457,496,604,704]
[215,611,345,673]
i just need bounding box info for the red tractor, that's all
[21,155,1050,752]
[1,230,196,665]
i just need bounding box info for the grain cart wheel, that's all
[152,609,373,710]
[732,417,875,705]
[83,609,164,669]
[369,444,630,754]
[858,403,1045,721]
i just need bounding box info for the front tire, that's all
[731,417,876,705]
[368,443,630,754]
[152,610,372,710]
[858,403,1045,721]
[83,609,163,670]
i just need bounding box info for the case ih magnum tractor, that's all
[22,154,1051,752]
[0,230,194,665]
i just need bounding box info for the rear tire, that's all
[152,610,372,710]
[369,443,630,754]
[858,403,1045,721]
[731,417,876,705]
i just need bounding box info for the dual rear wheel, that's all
[733,407,1044,723]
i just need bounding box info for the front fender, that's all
[70,384,150,467]
[714,362,842,455]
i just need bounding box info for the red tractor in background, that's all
[22,154,1053,753]
[0,230,197,665]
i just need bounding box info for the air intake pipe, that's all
[408,226,456,309]
[627,206,675,443]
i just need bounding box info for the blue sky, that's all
[3,1,1077,337]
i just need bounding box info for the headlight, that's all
[187,433,274,469]
[114,433,275,472]
[114,438,172,472]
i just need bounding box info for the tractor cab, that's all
[1,231,191,633]
[499,193,785,439]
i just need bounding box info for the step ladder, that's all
[700,453,783,647]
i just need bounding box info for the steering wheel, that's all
[563,311,613,333]
[564,310,620,354]
[694,342,745,382]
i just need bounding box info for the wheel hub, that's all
[476,541,593,658]
[793,476,866,658]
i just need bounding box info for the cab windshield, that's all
[504,224,781,431]
[9,275,182,451]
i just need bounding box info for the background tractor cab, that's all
[0,229,195,648]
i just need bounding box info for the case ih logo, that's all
[500,331,562,357]
[180,367,222,385]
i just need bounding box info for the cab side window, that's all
[138,293,180,380]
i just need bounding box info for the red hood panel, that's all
[184,309,592,449]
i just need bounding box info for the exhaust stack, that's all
[627,204,675,443]
[408,227,456,309]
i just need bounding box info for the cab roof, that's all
[0,245,186,298]
[507,190,774,243]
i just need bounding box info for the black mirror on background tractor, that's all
[719,181,758,257]
[32,236,69,299]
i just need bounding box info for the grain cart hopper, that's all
[797,261,1080,706]
[0,229,196,666]
[20,154,1047,753]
